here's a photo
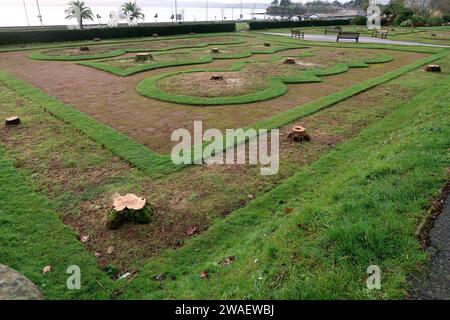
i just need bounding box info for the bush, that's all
[248,19,351,30]
[0,22,236,45]
[411,15,426,27]
[399,19,413,27]
[426,17,444,26]
[351,16,368,26]
[394,8,414,25]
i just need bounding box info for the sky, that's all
[2,0,349,6]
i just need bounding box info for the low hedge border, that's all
[136,53,394,106]
[28,36,248,61]
[0,22,236,45]
[29,49,127,61]
[190,50,448,163]
[1,50,445,177]
[0,70,183,178]
[79,43,307,76]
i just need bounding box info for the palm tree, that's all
[65,1,93,29]
[121,2,145,23]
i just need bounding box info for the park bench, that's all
[336,32,360,43]
[291,29,305,40]
[324,26,342,35]
[371,29,388,39]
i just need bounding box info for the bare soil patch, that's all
[0,44,426,154]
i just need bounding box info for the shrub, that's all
[0,22,236,45]
[426,17,444,26]
[399,19,413,27]
[351,16,367,26]
[394,8,414,25]
[248,19,351,30]
[411,15,426,27]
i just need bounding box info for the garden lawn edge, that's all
[136,53,394,106]
[121,74,450,299]
[0,147,113,299]
[0,70,183,178]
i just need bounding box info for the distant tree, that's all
[121,1,145,22]
[65,1,93,29]
[279,0,292,7]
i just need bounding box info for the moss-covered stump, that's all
[107,194,153,229]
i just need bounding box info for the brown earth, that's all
[0,44,425,154]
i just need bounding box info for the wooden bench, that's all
[336,32,360,43]
[324,26,342,35]
[291,29,305,40]
[371,29,388,39]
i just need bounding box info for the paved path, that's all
[412,192,450,300]
[261,32,450,48]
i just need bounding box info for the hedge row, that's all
[0,22,236,45]
[249,19,351,30]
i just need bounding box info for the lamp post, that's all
[36,0,43,25]
[22,0,30,27]
[175,0,178,22]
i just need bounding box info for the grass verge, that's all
[0,147,112,299]
[0,70,182,178]
[122,74,450,299]
[136,53,393,106]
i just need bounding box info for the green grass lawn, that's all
[0,31,449,299]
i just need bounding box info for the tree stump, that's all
[211,48,220,53]
[264,43,271,47]
[210,74,224,81]
[5,116,20,126]
[134,53,153,63]
[283,57,296,65]
[152,33,159,37]
[190,32,197,35]
[425,65,441,73]
[107,194,152,229]
[79,46,90,51]
[287,126,310,142]
[93,38,102,41]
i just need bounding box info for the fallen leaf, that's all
[94,252,102,257]
[220,256,236,266]
[200,270,208,279]
[247,194,255,199]
[42,265,52,274]
[186,226,198,236]
[106,246,115,255]
[284,207,294,215]
[80,235,90,243]
[155,273,165,281]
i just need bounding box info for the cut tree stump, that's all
[5,116,20,126]
[283,57,296,65]
[134,53,153,63]
[152,33,159,37]
[210,74,224,81]
[211,48,220,53]
[287,126,311,142]
[107,194,152,229]
[79,46,90,51]
[425,64,441,72]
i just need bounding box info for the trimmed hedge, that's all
[137,53,394,106]
[0,22,236,45]
[249,19,351,30]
